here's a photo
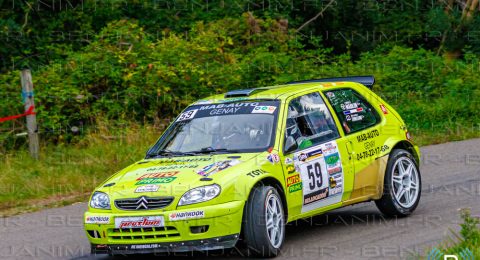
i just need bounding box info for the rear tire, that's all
[243,185,285,257]
[375,149,421,217]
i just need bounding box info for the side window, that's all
[284,92,340,152]
[324,89,380,134]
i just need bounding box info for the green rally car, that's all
[85,76,421,257]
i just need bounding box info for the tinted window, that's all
[285,92,339,152]
[324,89,379,134]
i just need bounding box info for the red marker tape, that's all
[0,105,36,123]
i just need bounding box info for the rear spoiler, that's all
[287,76,375,89]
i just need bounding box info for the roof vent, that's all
[224,88,258,98]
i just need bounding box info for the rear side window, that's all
[324,89,379,134]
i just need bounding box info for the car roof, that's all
[193,81,362,105]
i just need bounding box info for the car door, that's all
[279,91,354,217]
[323,88,386,201]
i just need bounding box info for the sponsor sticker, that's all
[246,169,267,178]
[136,177,176,185]
[115,216,164,229]
[356,129,380,142]
[304,187,329,205]
[286,164,296,174]
[329,186,342,196]
[135,184,159,193]
[380,104,388,114]
[329,176,338,188]
[85,216,111,224]
[325,152,342,175]
[267,153,280,164]
[252,106,277,114]
[131,244,161,250]
[286,174,301,187]
[137,171,178,180]
[343,107,364,115]
[284,157,293,164]
[288,182,303,193]
[295,149,322,162]
[340,101,359,110]
[169,210,205,221]
[351,114,364,122]
[196,160,240,177]
[322,142,337,154]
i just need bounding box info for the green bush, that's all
[433,209,480,258]
[1,15,479,150]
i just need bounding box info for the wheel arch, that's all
[391,140,419,164]
[247,176,289,221]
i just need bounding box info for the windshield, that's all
[148,100,280,156]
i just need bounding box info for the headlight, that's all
[90,191,111,209]
[178,184,221,206]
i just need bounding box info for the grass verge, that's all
[0,122,160,216]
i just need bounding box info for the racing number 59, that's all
[178,109,198,121]
[307,162,323,190]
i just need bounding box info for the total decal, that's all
[293,140,344,213]
[85,216,110,224]
[196,159,240,177]
[169,210,205,221]
[115,216,164,229]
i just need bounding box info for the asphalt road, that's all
[1,138,479,260]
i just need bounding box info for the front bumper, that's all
[84,200,244,254]
[92,234,239,255]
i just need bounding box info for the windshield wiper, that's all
[187,147,239,154]
[147,149,196,158]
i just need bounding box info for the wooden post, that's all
[20,69,39,159]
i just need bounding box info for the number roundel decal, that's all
[177,109,198,121]
[293,141,344,213]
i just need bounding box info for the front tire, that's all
[243,185,285,257]
[375,149,421,217]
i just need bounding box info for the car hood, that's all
[102,153,259,198]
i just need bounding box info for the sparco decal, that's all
[115,216,164,229]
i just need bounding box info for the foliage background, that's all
[1,0,480,150]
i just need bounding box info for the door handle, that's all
[346,140,353,160]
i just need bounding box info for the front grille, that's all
[115,196,174,210]
[108,226,180,241]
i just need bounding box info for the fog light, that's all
[87,230,100,238]
[190,225,209,234]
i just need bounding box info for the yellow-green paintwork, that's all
[84,81,419,245]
